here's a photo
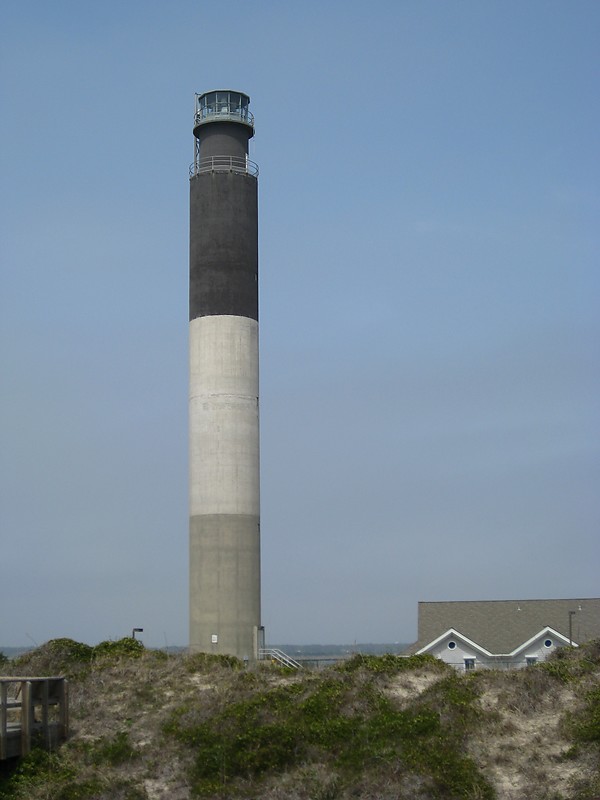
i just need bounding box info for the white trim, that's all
[416,629,494,657]
[510,627,575,656]
[416,626,577,659]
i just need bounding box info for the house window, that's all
[544,639,552,648]
[464,658,476,671]
[448,641,457,650]
[526,657,537,666]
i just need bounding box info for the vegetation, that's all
[337,651,446,675]
[165,666,493,798]
[8,637,145,678]
[0,639,599,799]
[184,651,242,673]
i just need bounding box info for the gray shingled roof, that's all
[407,598,600,655]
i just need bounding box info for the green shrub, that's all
[567,687,600,743]
[10,637,148,680]
[537,657,579,684]
[184,651,241,672]
[0,749,78,799]
[10,639,94,678]
[93,637,145,660]
[90,731,139,766]
[338,652,446,675]
[535,641,599,684]
[149,648,169,662]
[166,669,494,798]
[47,639,94,663]
[418,672,482,731]
[0,751,145,800]
[51,777,105,800]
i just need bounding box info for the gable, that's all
[417,626,573,658]
[412,598,600,655]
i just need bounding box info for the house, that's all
[406,598,600,671]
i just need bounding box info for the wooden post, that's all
[0,682,7,760]
[21,681,33,756]
[59,679,69,741]
[41,680,50,749]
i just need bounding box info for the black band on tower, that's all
[189,171,258,321]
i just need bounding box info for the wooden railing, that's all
[0,677,68,760]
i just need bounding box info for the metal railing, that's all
[189,155,259,179]
[194,108,254,128]
[259,648,303,670]
[0,677,69,760]
[444,658,552,671]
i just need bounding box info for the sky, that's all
[1,1,598,648]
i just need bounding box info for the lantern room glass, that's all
[196,91,251,125]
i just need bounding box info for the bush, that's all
[166,668,494,798]
[536,640,599,683]
[10,637,147,680]
[49,638,95,663]
[184,651,241,672]
[567,687,600,743]
[0,749,78,799]
[90,731,139,766]
[0,746,146,800]
[11,638,94,677]
[93,637,145,660]
[338,652,447,675]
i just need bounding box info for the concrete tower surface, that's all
[189,90,262,660]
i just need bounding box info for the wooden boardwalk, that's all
[0,677,68,760]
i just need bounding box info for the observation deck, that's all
[193,90,254,137]
[190,89,257,179]
[189,155,259,179]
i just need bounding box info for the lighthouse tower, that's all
[188,90,261,660]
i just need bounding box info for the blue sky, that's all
[1,1,598,647]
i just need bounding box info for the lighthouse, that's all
[188,90,262,660]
